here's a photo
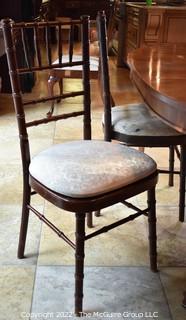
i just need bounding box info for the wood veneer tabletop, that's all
[128,45,186,133]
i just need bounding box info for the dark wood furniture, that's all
[0,0,39,92]
[123,3,186,65]
[128,44,186,313]
[128,46,186,134]
[98,11,186,222]
[52,0,112,19]
[128,45,186,222]
[0,30,5,57]
[107,0,126,66]
[48,51,99,116]
[129,43,186,312]
[2,16,158,315]
[39,0,55,21]
[107,0,145,66]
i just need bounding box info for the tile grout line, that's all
[158,267,174,320]
[29,199,46,318]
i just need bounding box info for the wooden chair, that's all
[47,20,99,116]
[2,16,158,315]
[97,11,186,223]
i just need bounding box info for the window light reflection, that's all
[148,50,161,91]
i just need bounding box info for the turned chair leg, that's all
[147,187,158,272]
[179,145,186,222]
[86,212,93,228]
[47,75,59,117]
[75,213,86,316]
[57,78,63,102]
[94,210,101,217]
[86,211,101,228]
[17,182,31,259]
[168,146,174,187]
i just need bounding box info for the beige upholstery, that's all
[109,103,182,137]
[29,140,156,198]
[53,55,99,72]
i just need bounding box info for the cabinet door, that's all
[161,11,186,43]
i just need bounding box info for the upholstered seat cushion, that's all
[29,140,156,198]
[109,103,182,137]
[53,55,99,72]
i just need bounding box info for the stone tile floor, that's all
[0,58,185,320]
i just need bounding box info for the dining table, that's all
[128,45,186,134]
[128,44,186,308]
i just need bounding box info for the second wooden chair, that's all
[97,11,186,222]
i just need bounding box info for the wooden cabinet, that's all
[107,1,126,66]
[125,5,141,54]
[123,3,186,66]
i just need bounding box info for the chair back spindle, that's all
[45,24,52,66]
[69,24,74,62]
[57,24,62,63]
[1,16,92,170]
[97,12,112,142]
[34,24,42,67]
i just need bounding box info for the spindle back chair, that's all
[97,11,186,222]
[2,16,158,315]
[47,19,99,116]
